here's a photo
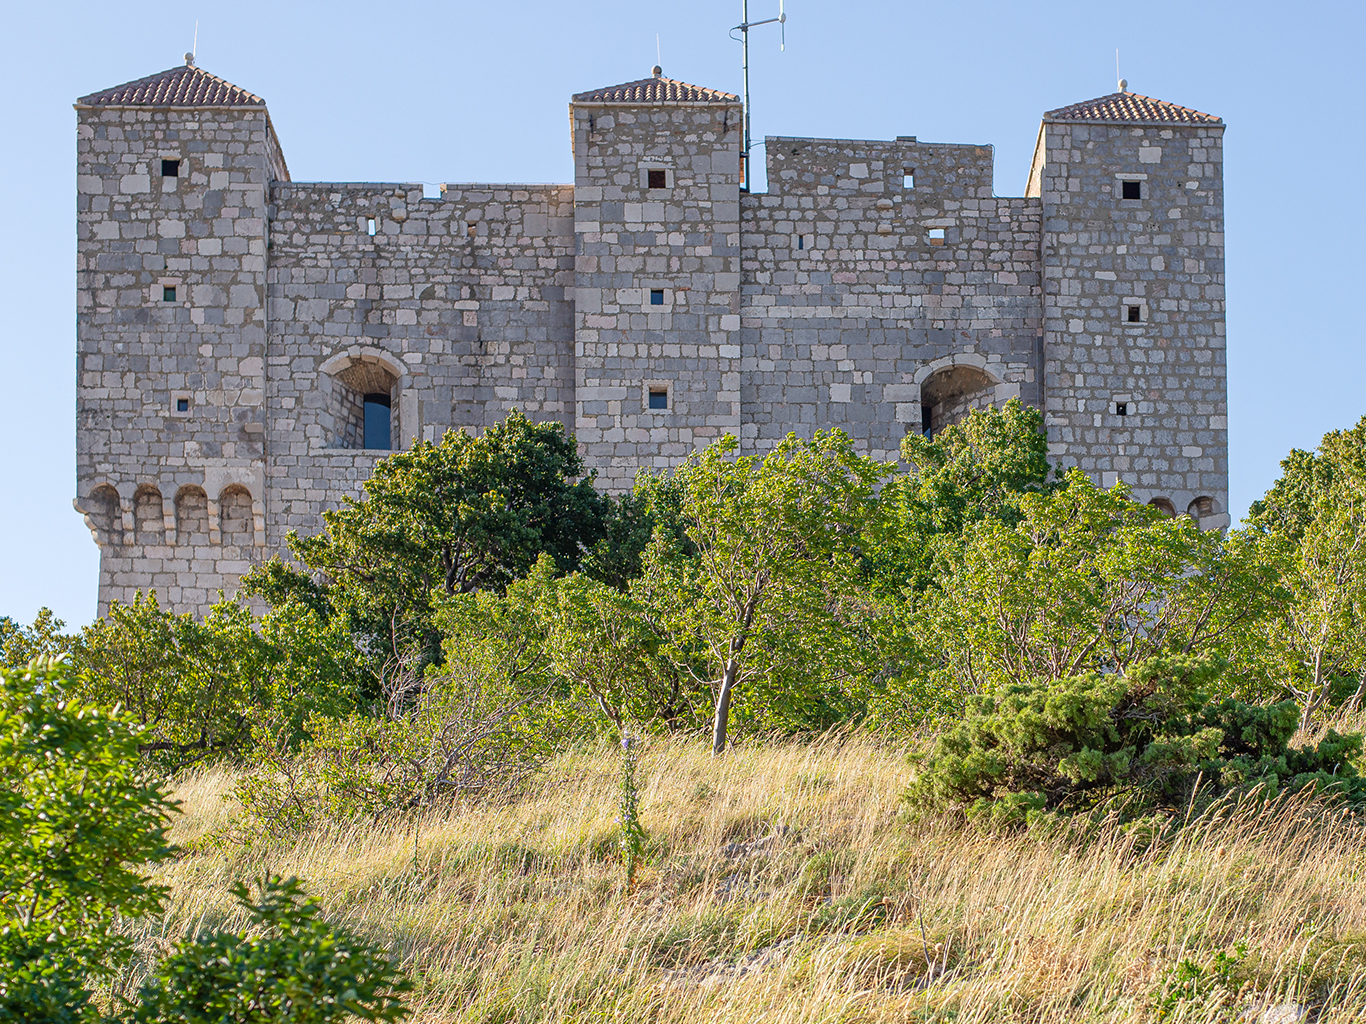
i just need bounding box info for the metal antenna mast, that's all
[732,0,785,191]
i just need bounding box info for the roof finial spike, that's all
[1118,78,1128,93]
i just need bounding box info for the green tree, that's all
[0,659,176,1021]
[134,874,411,1023]
[0,609,69,669]
[908,470,1273,719]
[289,411,609,667]
[874,399,1053,595]
[641,431,893,754]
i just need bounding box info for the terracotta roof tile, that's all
[1044,91,1220,125]
[572,69,738,105]
[77,63,265,107]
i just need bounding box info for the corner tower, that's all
[1029,86,1228,527]
[569,68,743,488]
[74,58,288,614]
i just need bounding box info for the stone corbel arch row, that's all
[76,473,266,549]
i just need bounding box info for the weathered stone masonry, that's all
[74,61,1229,616]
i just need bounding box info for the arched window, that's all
[919,364,1002,438]
[1148,497,1176,518]
[134,485,165,543]
[321,351,402,450]
[175,485,209,545]
[1188,496,1214,519]
[219,486,254,545]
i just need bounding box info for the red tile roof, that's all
[77,62,265,107]
[573,68,738,105]
[1044,91,1220,125]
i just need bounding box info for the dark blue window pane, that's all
[650,289,664,305]
[648,389,668,410]
[363,393,391,450]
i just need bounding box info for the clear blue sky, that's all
[2,0,1362,627]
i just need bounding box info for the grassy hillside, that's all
[118,731,1366,1023]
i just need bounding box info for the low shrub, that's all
[907,654,1366,828]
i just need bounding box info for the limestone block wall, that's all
[1034,120,1228,524]
[571,99,743,489]
[740,137,1044,463]
[264,182,575,547]
[75,103,282,614]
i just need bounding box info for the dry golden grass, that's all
[120,731,1366,1023]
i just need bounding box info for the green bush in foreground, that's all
[907,654,1366,827]
[134,875,411,1024]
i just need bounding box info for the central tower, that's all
[570,69,744,488]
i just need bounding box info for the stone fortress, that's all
[74,57,1229,617]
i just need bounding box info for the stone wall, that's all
[1033,120,1228,524]
[570,99,743,489]
[739,137,1043,463]
[263,182,575,549]
[75,104,279,614]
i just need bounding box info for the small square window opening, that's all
[649,289,665,306]
[648,388,669,410]
[928,227,945,246]
[367,218,377,236]
[466,223,477,238]
[161,159,180,177]
[176,398,190,413]
[1121,179,1142,200]
[162,285,177,303]
[1115,402,1129,416]
[647,168,668,190]
[902,171,915,189]
[1126,305,1142,323]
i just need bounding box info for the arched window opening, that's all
[1188,496,1214,519]
[134,485,165,543]
[363,393,392,450]
[1148,497,1176,518]
[220,486,254,545]
[175,485,209,545]
[328,358,398,450]
[919,365,1000,438]
[86,485,123,546]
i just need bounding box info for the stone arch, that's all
[133,484,165,543]
[218,485,255,545]
[175,485,210,545]
[1188,496,1215,519]
[82,484,123,546]
[1148,497,1177,518]
[320,347,406,450]
[914,356,1018,438]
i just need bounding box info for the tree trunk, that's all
[712,657,739,756]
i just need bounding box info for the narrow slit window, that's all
[162,285,177,303]
[647,168,668,189]
[1115,402,1129,416]
[796,234,806,250]
[928,227,945,246]
[1126,305,1142,323]
[648,388,669,410]
[367,218,377,237]
[1121,179,1142,200]
[902,170,915,189]
[649,289,665,306]
[362,393,392,450]
[161,159,180,177]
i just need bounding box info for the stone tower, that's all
[74,59,288,615]
[1029,86,1229,527]
[569,70,744,490]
